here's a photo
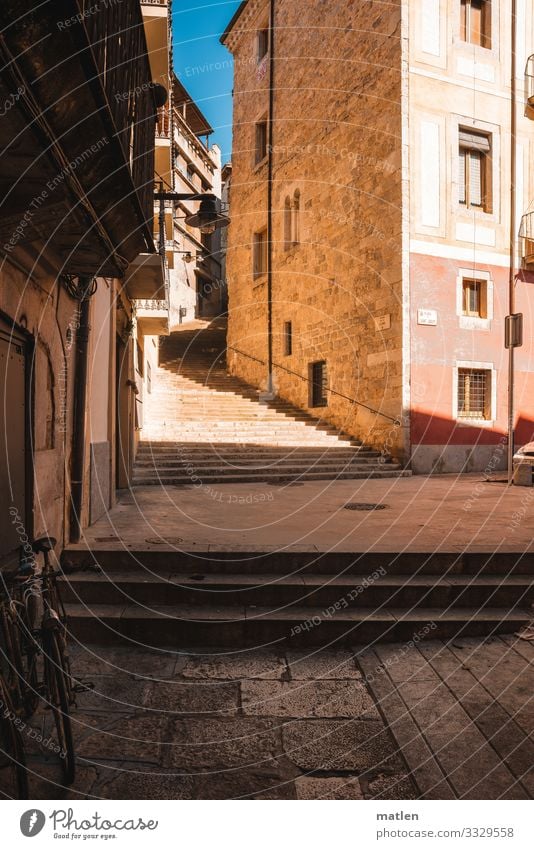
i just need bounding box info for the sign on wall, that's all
[417,308,438,326]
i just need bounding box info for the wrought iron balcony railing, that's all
[135,299,169,311]
[519,211,534,265]
[526,55,534,109]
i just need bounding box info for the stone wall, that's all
[224,0,405,457]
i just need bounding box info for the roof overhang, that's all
[123,254,167,300]
[0,0,156,278]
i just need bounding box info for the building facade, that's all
[0,0,169,565]
[168,77,223,327]
[222,0,534,473]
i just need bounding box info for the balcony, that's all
[519,212,534,267]
[135,297,170,337]
[526,55,534,113]
[0,0,158,278]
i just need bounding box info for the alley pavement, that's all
[75,474,533,554]
[22,635,534,800]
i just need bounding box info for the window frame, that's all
[456,268,493,330]
[460,0,491,50]
[309,360,328,408]
[252,228,268,279]
[284,321,292,356]
[257,27,269,63]
[254,117,268,166]
[453,361,496,425]
[458,129,492,213]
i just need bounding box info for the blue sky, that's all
[172,1,242,162]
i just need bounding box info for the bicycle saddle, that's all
[31,536,57,553]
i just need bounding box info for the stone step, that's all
[64,601,532,647]
[62,549,534,577]
[135,448,376,458]
[60,571,534,610]
[139,438,358,446]
[135,453,388,473]
[132,469,409,485]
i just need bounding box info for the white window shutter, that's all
[469,150,482,206]
[459,149,466,203]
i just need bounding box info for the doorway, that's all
[0,315,32,564]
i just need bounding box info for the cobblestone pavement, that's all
[19,633,534,800]
[23,645,415,800]
[361,635,534,799]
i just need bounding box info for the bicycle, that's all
[0,672,28,799]
[3,537,76,785]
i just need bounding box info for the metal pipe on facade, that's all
[508,0,517,483]
[266,0,276,395]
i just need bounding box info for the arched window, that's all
[283,196,292,251]
[292,189,300,246]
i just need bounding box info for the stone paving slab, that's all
[241,680,378,718]
[22,645,414,800]
[361,637,534,799]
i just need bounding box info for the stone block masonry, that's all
[224,0,404,459]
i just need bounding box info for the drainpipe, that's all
[266,0,276,395]
[507,0,517,483]
[69,280,92,544]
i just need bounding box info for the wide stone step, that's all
[133,458,388,471]
[131,469,409,485]
[60,571,534,610]
[64,601,531,647]
[135,448,376,458]
[62,549,534,577]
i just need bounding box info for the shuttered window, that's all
[460,0,491,49]
[459,130,491,211]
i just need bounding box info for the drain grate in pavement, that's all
[343,503,388,511]
[145,537,184,545]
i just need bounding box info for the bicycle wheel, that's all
[0,604,26,713]
[17,592,41,718]
[43,630,75,785]
[0,677,28,799]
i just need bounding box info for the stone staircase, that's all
[61,547,534,647]
[134,320,409,485]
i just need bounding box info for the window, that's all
[292,189,301,245]
[459,130,491,212]
[186,163,195,185]
[284,321,292,356]
[309,360,328,407]
[283,190,301,250]
[255,118,268,165]
[146,360,152,394]
[136,342,144,377]
[283,196,292,250]
[253,229,268,278]
[457,368,491,419]
[257,28,269,62]
[460,0,491,49]
[462,278,487,318]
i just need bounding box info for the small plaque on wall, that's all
[418,308,438,326]
[374,314,391,331]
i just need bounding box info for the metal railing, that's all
[519,211,534,264]
[135,299,169,311]
[526,55,534,107]
[227,345,402,425]
[156,106,172,140]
